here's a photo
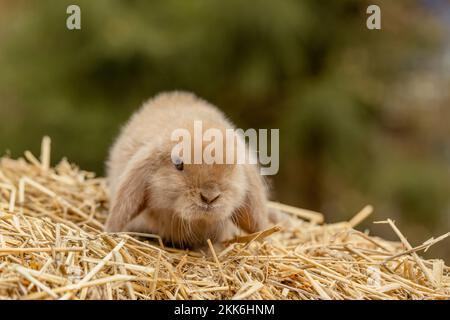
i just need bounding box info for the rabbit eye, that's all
[174,158,184,171]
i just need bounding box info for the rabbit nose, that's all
[200,191,221,204]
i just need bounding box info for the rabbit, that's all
[105,91,271,249]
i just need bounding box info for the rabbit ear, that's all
[232,164,270,233]
[105,146,154,232]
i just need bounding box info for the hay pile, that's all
[0,138,449,300]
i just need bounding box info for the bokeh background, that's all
[0,1,449,260]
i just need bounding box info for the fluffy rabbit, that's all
[105,91,270,248]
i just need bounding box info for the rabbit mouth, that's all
[197,203,224,213]
[184,203,226,220]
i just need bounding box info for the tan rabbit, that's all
[105,91,270,248]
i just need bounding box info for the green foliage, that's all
[0,0,449,256]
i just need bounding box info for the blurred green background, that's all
[0,1,449,260]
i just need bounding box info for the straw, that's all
[0,137,448,300]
